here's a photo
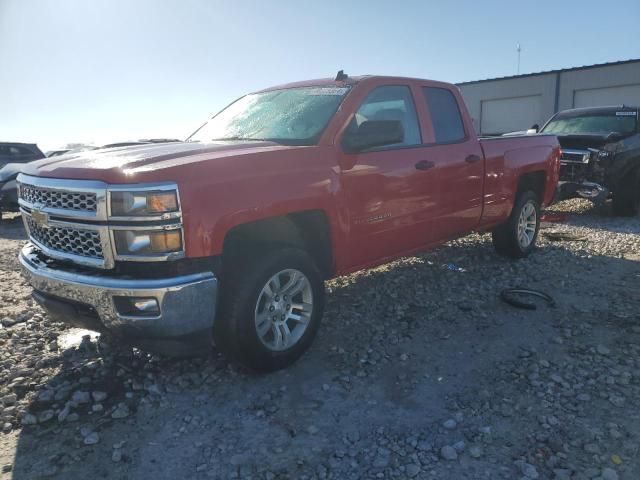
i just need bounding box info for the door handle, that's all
[415,160,435,170]
[465,154,482,164]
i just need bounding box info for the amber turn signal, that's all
[149,230,182,252]
[147,192,178,214]
[114,229,183,256]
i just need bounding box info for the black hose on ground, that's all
[500,288,555,310]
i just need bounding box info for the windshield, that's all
[542,112,637,136]
[188,86,351,145]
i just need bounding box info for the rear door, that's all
[338,84,437,269]
[416,85,485,240]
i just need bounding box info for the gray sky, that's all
[1,0,639,151]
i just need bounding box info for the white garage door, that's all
[480,96,542,135]
[573,84,640,108]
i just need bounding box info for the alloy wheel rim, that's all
[254,269,313,352]
[517,201,537,249]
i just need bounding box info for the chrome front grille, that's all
[17,174,183,270]
[560,163,588,183]
[18,175,111,268]
[19,184,97,212]
[560,149,591,164]
[26,216,103,259]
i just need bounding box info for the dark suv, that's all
[0,142,45,167]
[0,142,46,218]
[540,106,640,216]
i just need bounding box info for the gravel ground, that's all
[0,199,639,480]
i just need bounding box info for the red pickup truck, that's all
[18,74,560,370]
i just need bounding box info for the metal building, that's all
[457,59,640,136]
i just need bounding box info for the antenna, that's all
[517,43,521,75]
[335,70,348,81]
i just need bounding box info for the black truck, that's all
[0,142,46,219]
[540,106,640,216]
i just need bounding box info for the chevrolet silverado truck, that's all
[540,105,640,216]
[17,74,560,371]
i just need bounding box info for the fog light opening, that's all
[114,296,160,317]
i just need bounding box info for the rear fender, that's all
[504,145,557,208]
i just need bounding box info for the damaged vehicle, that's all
[540,106,640,216]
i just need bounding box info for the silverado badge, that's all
[31,209,50,228]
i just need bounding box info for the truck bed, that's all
[477,133,560,227]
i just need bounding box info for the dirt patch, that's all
[1,201,639,479]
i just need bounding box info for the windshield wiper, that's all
[209,136,313,146]
[210,136,269,142]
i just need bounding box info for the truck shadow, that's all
[547,198,640,235]
[7,232,640,479]
[0,213,26,241]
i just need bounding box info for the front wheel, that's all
[215,247,325,371]
[612,170,640,217]
[492,190,540,258]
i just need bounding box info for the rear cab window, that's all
[11,146,32,159]
[423,87,466,144]
[0,145,41,164]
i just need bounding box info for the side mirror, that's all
[343,120,404,153]
[530,124,539,133]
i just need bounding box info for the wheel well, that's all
[222,210,334,279]
[616,162,640,191]
[517,171,546,203]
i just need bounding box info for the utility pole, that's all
[517,43,521,75]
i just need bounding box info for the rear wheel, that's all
[612,170,640,217]
[214,247,324,371]
[492,190,540,259]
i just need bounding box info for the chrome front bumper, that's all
[20,243,218,353]
[556,181,609,204]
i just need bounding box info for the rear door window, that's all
[423,87,466,143]
[2,145,39,163]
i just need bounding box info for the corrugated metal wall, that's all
[457,60,640,135]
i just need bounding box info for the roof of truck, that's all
[553,105,639,118]
[255,76,366,92]
[254,75,452,93]
[0,141,40,146]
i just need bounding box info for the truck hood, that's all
[554,134,611,150]
[21,140,301,183]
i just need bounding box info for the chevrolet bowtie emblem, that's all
[31,209,50,228]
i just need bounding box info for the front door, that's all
[338,85,436,270]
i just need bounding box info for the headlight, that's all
[110,190,178,217]
[114,229,183,256]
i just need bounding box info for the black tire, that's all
[214,247,325,372]
[612,170,640,217]
[492,190,540,259]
